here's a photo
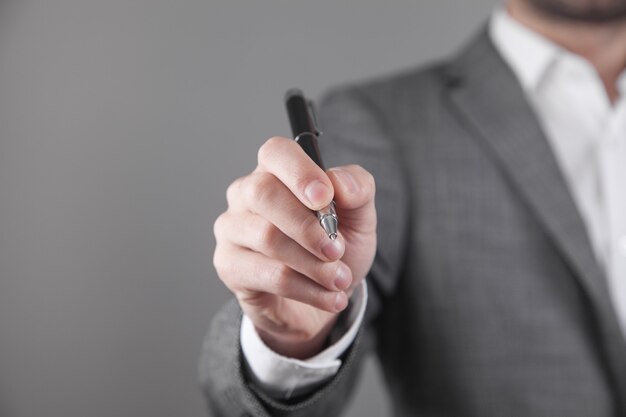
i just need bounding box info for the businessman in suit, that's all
[202,0,626,415]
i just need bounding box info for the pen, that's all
[285,89,338,241]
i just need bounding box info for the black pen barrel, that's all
[285,89,325,169]
[285,89,315,136]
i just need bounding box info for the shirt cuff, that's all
[240,280,368,399]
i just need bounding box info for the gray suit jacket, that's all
[200,28,626,417]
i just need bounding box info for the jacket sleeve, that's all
[199,299,367,417]
[199,85,411,417]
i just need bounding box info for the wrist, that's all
[255,314,339,359]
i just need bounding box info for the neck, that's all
[508,0,626,102]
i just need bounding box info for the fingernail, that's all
[321,238,342,260]
[334,264,352,290]
[304,180,330,207]
[330,168,357,194]
[334,292,348,312]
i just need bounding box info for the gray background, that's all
[0,1,497,416]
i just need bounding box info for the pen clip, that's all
[307,99,322,137]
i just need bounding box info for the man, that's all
[202,0,626,415]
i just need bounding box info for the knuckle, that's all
[214,254,243,292]
[225,177,244,207]
[213,212,228,240]
[258,136,287,164]
[265,263,291,294]
[255,219,280,254]
[242,172,276,207]
[212,247,222,273]
[212,246,230,283]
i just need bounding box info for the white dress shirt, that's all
[490,8,626,336]
[240,7,626,399]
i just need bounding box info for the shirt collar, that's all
[489,7,561,93]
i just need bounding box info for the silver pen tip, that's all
[320,213,338,242]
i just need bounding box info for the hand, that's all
[213,137,376,359]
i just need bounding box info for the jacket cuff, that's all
[240,280,368,399]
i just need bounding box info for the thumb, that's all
[326,165,377,236]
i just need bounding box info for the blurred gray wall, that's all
[0,1,498,416]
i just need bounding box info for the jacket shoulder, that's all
[317,61,457,140]
[320,62,450,114]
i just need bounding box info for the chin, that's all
[526,0,626,22]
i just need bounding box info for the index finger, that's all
[257,136,334,211]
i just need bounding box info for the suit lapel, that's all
[445,28,626,408]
